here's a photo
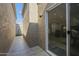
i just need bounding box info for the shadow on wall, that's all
[23,23,39,48]
[16,24,22,36]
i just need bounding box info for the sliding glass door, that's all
[70,3,79,56]
[46,3,79,56]
[48,4,66,56]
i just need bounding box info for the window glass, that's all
[48,4,66,56]
[70,3,79,56]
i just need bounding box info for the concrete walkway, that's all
[7,36,49,56]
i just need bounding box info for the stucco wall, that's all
[23,3,29,38]
[38,3,48,50]
[29,3,38,23]
[0,3,16,53]
[23,3,39,47]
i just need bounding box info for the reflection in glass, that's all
[70,4,79,56]
[48,4,66,56]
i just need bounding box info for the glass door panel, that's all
[48,4,66,56]
[70,3,79,56]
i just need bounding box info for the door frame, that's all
[44,3,70,56]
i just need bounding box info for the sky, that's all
[16,3,23,24]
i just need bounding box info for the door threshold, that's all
[46,50,57,56]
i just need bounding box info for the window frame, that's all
[44,3,70,56]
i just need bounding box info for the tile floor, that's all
[7,36,49,56]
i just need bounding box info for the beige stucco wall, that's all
[23,3,29,37]
[0,3,16,53]
[23,3,39,47]
[29,3,38,23]
[38,3,48,49]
